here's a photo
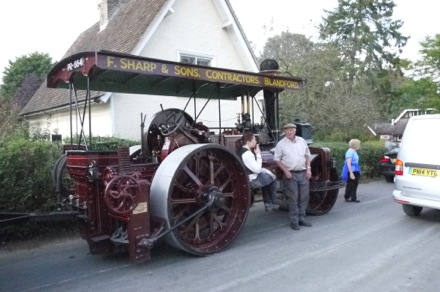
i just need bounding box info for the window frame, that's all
[177,51,216,67]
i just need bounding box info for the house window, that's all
[180,54,213,67]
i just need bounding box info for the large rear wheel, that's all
[150,144,250,256]
[307,189,339,215]
[306,154,340,215]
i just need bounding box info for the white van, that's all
[393,114,440,216]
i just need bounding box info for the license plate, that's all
[410,167,439,177]
[391,158,396,164]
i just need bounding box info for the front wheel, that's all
[402,204,423,216]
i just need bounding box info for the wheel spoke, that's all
[213,164,226,180]
[209,154,215,185]
[218,177,232,192]
[220,205,232,214]
[222,191,235,198]
[183,165,203,187]
[180,212,203,235]
[172,205,190,223]
[171,198,198,204]
[174,180,191,193]
[194,221,201,241]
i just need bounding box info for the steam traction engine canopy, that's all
[47,51,304,98]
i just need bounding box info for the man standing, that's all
[274,123,312,230]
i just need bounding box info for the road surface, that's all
[1,180,440,292]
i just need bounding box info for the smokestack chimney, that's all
[260,59,281,142]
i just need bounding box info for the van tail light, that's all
[380,156,390,163]
[395,159,403,175]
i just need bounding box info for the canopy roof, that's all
[47,51,304,100]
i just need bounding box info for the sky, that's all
[0,0,437,83]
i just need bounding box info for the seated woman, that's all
[238,132,278,211]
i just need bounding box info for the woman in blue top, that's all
[343,139,362,202]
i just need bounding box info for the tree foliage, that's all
[393,78,440,112]
[319,0,408,84]
[260,31,380,139]
[260,32,317,76]
[313,0,413,123]
[389,34,440,114]
[0,52,52,142]
[416,34,440,82]
[0,52,52,102]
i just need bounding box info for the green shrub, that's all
[0,137,59,212]
[64,135,140,150]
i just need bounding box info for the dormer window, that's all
[179,52,214,67]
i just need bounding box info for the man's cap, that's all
[283,123,297,129]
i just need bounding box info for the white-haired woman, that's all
[343,139,361,202]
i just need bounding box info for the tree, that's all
[393,34,440,113]
[260,31,380,139]
[319,0,408,85]
[260,32,316,76]
[392,78,440,113]
[416,34,440,82]
[0,52,53,102]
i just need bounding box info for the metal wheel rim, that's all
[143,109,194,154]
[150,144,250,255]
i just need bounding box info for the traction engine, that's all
[47,51,343,262]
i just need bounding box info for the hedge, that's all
[314,140,387,182]
[0,136,139,242]
[0,138,59,213]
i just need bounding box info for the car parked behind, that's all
[393,114,440,216]
[379,147,399,182]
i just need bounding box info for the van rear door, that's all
[395,115,440,201]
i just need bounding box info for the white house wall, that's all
[112,93,246,140]
[29,103,112,140]
[141,0,248,70]
[112,0,257,139]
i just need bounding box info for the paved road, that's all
[1,180,440,292]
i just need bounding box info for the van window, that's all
[403,119,440,149]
